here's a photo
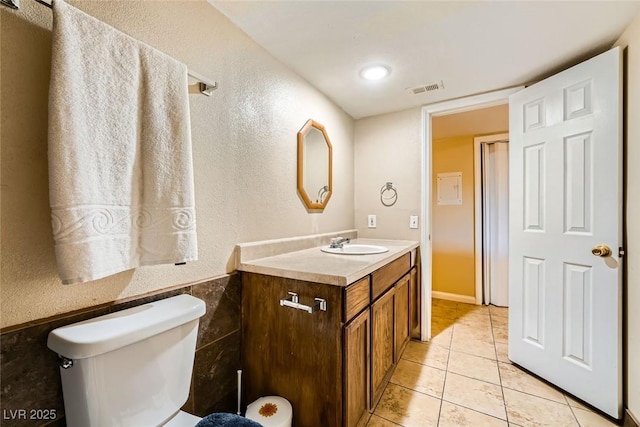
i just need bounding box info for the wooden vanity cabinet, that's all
[394,273,411,359]
[370,286,395,407]
[343,308,370,427]
[241,251,417,427]
[241,274,344,427]
[370,271,411,409]
[410,265,421,338]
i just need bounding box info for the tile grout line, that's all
[439,397,512,424]
[490,306,512,425]
[487,308,577,418]
[370,413,404,426]
[387,380,444,402]
[495,356,581,406]
[499,382,576,406]
[399,354,448,374]
[436,316,453,427]
[565,397,584,427]
[371,342,412,426]
[438,303,592,425]
[443,302,510,424]
[447,346,498,363]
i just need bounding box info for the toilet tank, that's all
[47,294,206,427]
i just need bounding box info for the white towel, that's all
[48,0,198,284]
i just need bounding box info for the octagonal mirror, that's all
[297,119,332,211]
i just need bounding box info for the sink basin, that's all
[321,244,389,255]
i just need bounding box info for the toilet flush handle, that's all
[58,355,74,369]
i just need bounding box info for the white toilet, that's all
[47,294,287,427]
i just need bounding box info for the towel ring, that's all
[380,182,398,207]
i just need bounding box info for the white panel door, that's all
[509,47,622,418]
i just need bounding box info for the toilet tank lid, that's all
[47,294,206,359]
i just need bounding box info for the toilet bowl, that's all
[164,411,204,427]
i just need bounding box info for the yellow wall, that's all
[0,1,355,328]
[429,105,509,298]
[615,12,640,422]
[431,136,476,297]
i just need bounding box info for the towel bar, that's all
[3,0,219,96]
[0,0,18,9]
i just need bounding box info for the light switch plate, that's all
[368,215,377,228]
[409,215,419,229]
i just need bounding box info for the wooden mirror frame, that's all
[297,119,333,211]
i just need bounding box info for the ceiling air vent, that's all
[407,81,444,95]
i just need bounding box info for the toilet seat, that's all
[162,410,202,427]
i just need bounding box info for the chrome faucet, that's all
[329,237,350,249]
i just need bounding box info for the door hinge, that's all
[619,247,625,257]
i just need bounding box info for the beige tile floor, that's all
[365,299,619,427]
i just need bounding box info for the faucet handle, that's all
[329,236,350,248]
[287,292,299,303]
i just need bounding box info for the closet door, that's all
[482,141,509,306]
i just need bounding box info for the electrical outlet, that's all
[409,215,419,229]
[368,214,377,228]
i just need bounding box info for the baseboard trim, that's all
[625,409,640,427]
[432,291,477,305]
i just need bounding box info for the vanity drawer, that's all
[372,253,410,301]
[344,276,370,322]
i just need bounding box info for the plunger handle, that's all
[237,370,242,416]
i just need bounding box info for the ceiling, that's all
[210,1,640,120]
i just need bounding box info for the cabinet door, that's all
[394,274,410,359]
[409,266,421,338]
[344,309,370,427]
[242,273,343,427]
[371,287,395,407]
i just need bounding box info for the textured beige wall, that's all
[354,108,421,241]
[0,1,354,328]
[431,136,475,297]
[615,12,640,421]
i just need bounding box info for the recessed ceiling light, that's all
[360,65,390,81]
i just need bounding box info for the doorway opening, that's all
[419,87,523,341]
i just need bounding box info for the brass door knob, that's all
[592,245,612,257]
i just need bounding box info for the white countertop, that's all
[236,238,419,286]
